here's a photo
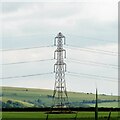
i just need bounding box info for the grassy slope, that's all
[1,86,119,108]
[2,97,34,107]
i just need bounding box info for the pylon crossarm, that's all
[54,37,58,46]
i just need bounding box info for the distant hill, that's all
[1,86,119,108]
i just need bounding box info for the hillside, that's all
[1,87,119,108]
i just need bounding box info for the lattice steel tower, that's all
[53,32,69,109]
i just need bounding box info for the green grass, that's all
[1,111,119,120]
[1,86,119,108]
[89,102,119,108]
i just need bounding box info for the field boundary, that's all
[2,107,120,112]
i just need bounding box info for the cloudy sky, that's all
[1,0,118,95]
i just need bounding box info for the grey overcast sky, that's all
[1,0,118,95]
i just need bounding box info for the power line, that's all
[67,60,118,69]
[1,44,118,57]
[65,44,118,56]
[1,58,118,70]
[66,73,118,83]
[67,71,117,81]
[1,45,54,51]
[1,70,117,82]
[1,72,53,79]
[1,71,117,82]
[66,44,118,55]
[66,58,118,69]
[1,59,54,65]
[67,58,118,67]
[67,34,117,43]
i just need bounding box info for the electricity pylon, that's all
[52,32,69,111]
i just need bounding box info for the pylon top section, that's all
[57,32,64,38]
[54,32,66,48]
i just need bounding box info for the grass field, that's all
[1,87,120,119]
[1,111,120,120]
[1,87,119,108]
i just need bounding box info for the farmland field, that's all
[1,87,119,108]
[1,87,120,120]
[1,111,120,120]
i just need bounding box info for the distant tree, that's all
[37,99,41,103]
[7,100,12,104]
[6,100,14,108]
[26,89,28,91]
